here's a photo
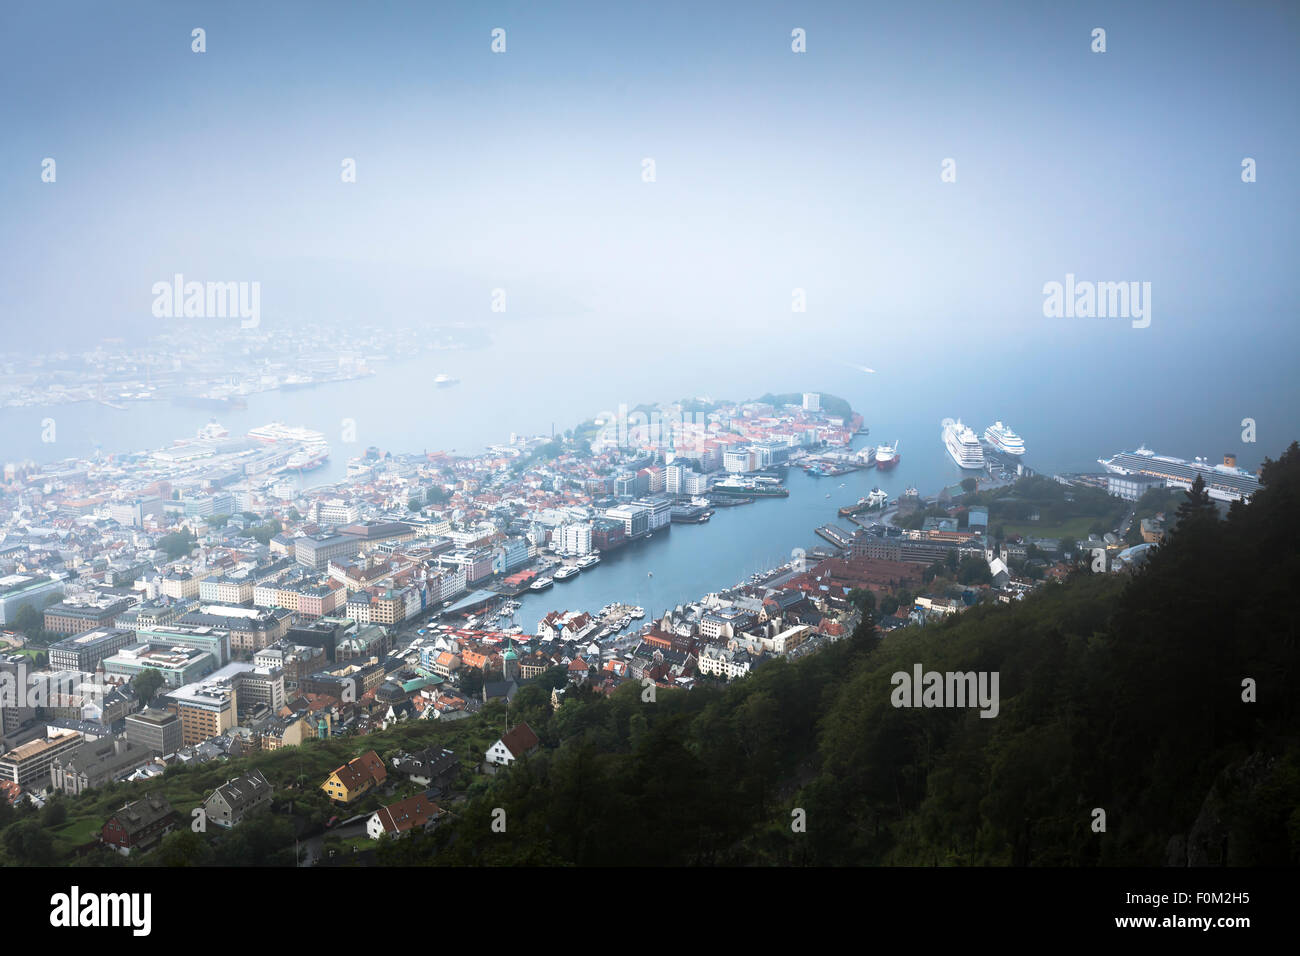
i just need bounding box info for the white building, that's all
[558,522,593,556]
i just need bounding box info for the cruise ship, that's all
[247,422,328,445]
[1099,447,1260,502]
[875,441,900,471]
[942,418,986,470]
[983,421,1026,456]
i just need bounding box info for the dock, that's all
[815,524,856,549]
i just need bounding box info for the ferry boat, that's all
[529,576,554,592]
[1098,447,1260,502]
[983,421,1026,456]
[942,419,986,470]
[553,565,580,581]
[576,553,601,569]
[875,441,900,471]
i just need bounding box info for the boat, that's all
[287,443,331,471]
[553,566,580,581]
[711,475,790,497]
[434,373,459,387]
[866,487,889,509]
[529,576,554,592]
[838,497,871,517]
[196,420,229,440]
[1098,447,1260,502]
[631,607,645,619]
[984,421,1026,456]
[875,441,900,471]
[248,422,328,445]
[576,553,601,569]
[942,419,985,470]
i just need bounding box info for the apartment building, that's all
[48,627,137,671]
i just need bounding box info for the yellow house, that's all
[321,750,387,804]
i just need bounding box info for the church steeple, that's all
[502,636,520,682]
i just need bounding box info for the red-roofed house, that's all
[485,721,540,767]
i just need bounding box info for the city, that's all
[1,0,1295,938]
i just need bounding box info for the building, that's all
[177,605,291,655]
[390,747,458,788]
[125,708,183,757]
[367,792,442,840]
[485,721,539,767]
[697,645,754,681]
[558,522,593,556]
[136,624,232,667]
[50,737,152,796]
[100,793,177,855]
[0,730,83,789]
[0,573,64,626]
[605,504,649,538]
[631,496,674,532]
[294,533,363,571]
[203,769,273,828]
[802,392,821,412]
[106,496,165,528]
[321,750,387,804]
[1106,472,1167,502]
[170,676,238,746]
[103,643,215,689]
[44,598,135,636]
[591,518,626,552]
[48,627,137,671]
[723,449,753,473]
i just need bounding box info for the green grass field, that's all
[997,517,1105,540]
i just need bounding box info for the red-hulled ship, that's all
[875,441,900,470]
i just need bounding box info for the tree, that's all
[40,797,67,828]
[960,477,978,494]
[133,668,165,705]
[2,820,54,865]
[158,528,198,560]
[1175,474,1216,525]
[11,605,43,637]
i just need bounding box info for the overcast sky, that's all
[1,0,1296,369]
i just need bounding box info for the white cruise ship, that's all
[942,418,986,470]
[983,421,1026,456]
[247,422,328,445]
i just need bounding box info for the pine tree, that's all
[1175,473,1215,524]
